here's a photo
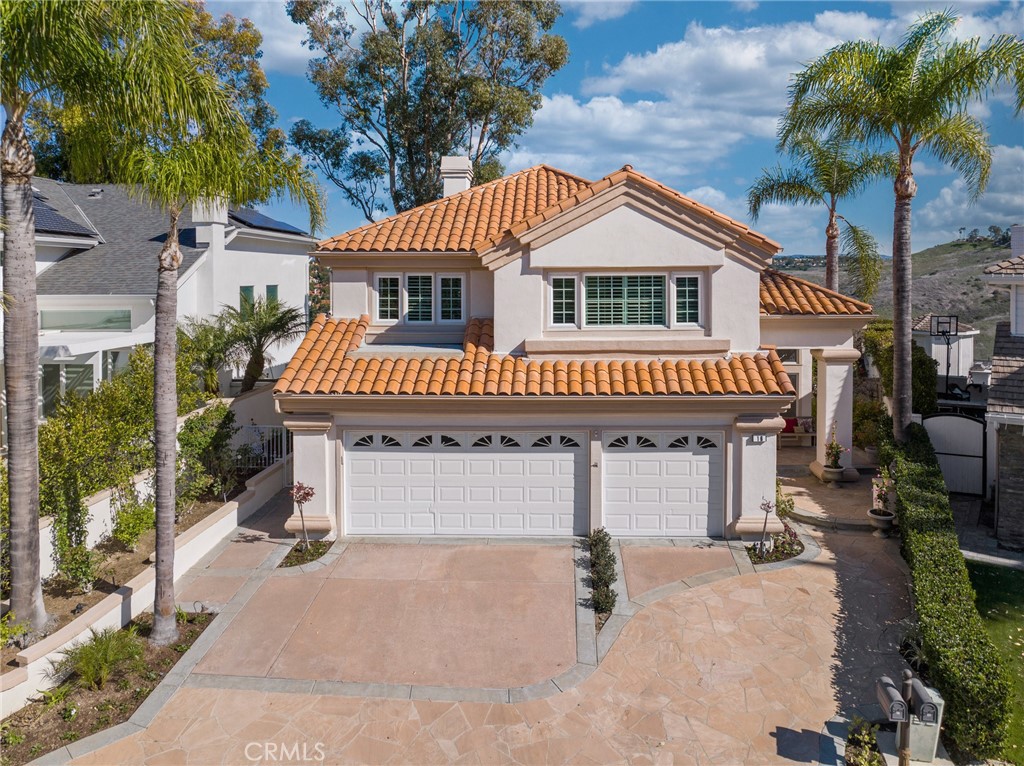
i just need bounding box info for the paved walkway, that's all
[951,494,1024,571]
[778,474,876,530]
[63,517,911,765]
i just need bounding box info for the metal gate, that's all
[922,414,985,495]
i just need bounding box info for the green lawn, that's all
[967,561,1024,763]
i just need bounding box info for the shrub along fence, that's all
[880,422,1010,759]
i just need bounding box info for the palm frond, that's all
[841,222,884,302]
[922,112,992,200]
[746,166,822,220]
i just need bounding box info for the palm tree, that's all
[779,11,1023,442]
[0,0,230,632]
[222,297,309,394]
[114,129,323,645]
[747,133,893,301]
[180,317,234,395]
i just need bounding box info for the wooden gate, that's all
[922,414,986,495]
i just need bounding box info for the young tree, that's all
[0,0,228,632]
[779,11,1023,441]
[114,129,323,644]
[221,297,309,394]
[287,0,568,219]
[747,133,893,300]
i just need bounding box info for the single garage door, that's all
[603,431,724,537]
[345,431,587,536]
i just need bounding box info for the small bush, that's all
[586,527,618,614]
[1,610,28,647]
[53,625,143,691]
[775,478,794,519]
[111,487,155,551]
[852,397,886,449]
[880,420,1011,758]
[845,716,884,766]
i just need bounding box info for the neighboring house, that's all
[0,178,314,448]
[273,159,873,541]
[983,223,1024,546]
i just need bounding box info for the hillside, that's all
[773,240,1012,360]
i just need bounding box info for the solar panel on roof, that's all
[229,207,306,236]
[32,199,97,237]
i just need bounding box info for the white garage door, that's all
[345,431,587,536]
[603,431,724,537]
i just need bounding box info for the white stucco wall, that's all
[331,268,370,318]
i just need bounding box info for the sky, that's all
[210,0,1024,256]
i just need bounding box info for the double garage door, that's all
[344,430,723,537]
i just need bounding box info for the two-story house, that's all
[0,177,314,447]
[274,159,873,541]
[984,223,1024,546]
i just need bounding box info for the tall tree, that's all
[747,133,893,301]
[113,127,323,644]
[779,11,1023,441]
[222,297,309,394]
[287,0,568,220]
[0,0,229,633]
[22,2,281,182]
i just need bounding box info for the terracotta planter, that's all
[821,466,844,487]
[867,507,896,538]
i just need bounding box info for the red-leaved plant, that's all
[289,482,315,550]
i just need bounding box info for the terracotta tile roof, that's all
[984,256,1024,276]
[912,314,976,333]
[759,269,873,316]
[316,164,780,255]
[989,322,1024,414]
[318,165,589,253]
[275,317,795,398]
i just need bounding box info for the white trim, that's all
[372,272,402,325]
[436,273,466,324]
[547,273,580,328]
[581,272,669,329]
[669,271,704,329]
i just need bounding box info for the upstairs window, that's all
[266,284,279,303]
[675,276,700,325]
[239,285,254,308]
[439,276,463,321]
[551,277,576,325]
[376,276,400,321]
[406,275,433,323]
[584,275,665,326]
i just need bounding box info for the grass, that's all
[966,561,1024,761]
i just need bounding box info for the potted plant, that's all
[867,468,896,537]
[822,421,847,487]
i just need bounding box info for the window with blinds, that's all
[377,276,400,320]
[584,275,665,326]
[406,275,433,322]
[675,276,700,324]
[439,276,463,321]
[551,277,576,325]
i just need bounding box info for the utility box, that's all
[897,685,945,762]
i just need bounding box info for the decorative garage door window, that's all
[604,433,720,450]
[348,433,584,450]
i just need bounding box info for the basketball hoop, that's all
[930,315,959,337]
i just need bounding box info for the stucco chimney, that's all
[192,197,228,248]
[1011,223,1023,259]
[440,156,473,197]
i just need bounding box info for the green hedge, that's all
[880,423,1010,758]
[860,320,938,415]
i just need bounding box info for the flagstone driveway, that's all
[68,516,912,765]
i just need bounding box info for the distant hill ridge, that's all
[772,239,1011,359]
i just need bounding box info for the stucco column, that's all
[811,347,861,482]
[283,416,335,540]
[730,415,786,540]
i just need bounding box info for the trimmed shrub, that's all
[586,527,618,614]
[880,421,1011,758]
[110,486,156,552]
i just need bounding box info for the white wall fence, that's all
[0,456,291,717]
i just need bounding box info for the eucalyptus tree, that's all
[222,297,309,394]
[113,129,323,644]
[0,0,228,633]
[747,134,894,301]
[779,11,1023,441]
[287,0,568,219]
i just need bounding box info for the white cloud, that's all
[917,144,1024,246]
[732,1,759,12]
[207,1,312,75]
[567,1,638,29]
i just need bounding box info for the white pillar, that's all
[811,347,861,482]
[730,415,786,540]
[283,416,336,540]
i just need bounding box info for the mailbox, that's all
[910,678,938,724]
[875,676,908,722]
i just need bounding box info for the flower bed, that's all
[746,522,804,565]
[880,422,1011,759]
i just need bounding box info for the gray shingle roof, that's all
[32,191,98,237]
[989,322,1024,415]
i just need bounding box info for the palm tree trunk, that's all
[825,212,840,293]
[240,350,264,394]
[1,103,49,632]
[891,158,917,443]
[151,208,182,646]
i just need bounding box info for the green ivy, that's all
[879,421,1011,759]
[859,320,938,415]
